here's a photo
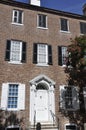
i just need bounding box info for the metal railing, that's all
[34,110,36,128]
[50,110,59,129]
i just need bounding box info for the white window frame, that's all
[9,40,22,64]
[60,18,70,33]
[37,14,48,29]
[37,44,48,65]
[65,123,77,130]
[1,83,25,111]
[7,84,19,110]
[60,85,79,111]
[62,46,68,66]
[12,10,23,25]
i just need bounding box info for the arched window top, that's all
[36,82,48,90]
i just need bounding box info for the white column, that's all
[30,84,36,124]
[48,85,55,122]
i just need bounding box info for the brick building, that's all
[0,0,86,130]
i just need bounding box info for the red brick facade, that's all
[0,1,86,130]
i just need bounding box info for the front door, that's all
[35,90,48,122]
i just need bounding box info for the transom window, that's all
[37,14,47,28]
[12,10,23,24]
[7,84,18,109]
[60,18,69,31]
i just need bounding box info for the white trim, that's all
[29,75,55,124]
[37,14,48,29]
[10,40,22,63]
[12,10,24,25]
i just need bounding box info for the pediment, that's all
[29,74,55,86]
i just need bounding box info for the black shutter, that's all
[58,46,62,65]
[5,40,11,61]
[22,42,26,63]
[48,45,52,65]
[33,43,37,64]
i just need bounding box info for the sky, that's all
[15,0,86,15]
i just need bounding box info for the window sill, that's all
[60,30,71,34]
[36,63,49,67]
[8,61,22,64]
[11,22,24,26]
[37,26,48,30]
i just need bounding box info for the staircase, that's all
[30,123,58,130]
[30,110,59,130]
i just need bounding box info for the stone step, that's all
[30,123,58,130]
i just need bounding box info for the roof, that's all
[0,0,86,20]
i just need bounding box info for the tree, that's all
[65,35,86,130]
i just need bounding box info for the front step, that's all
[30,123,58,130]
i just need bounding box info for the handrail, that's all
[34,110,36,128]
[50,110,59,129]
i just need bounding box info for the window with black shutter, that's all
[33,43,52,65]
[80,22,86,34]
[5,40,26,63]
[58,46,68,66]
[60,18,68,31]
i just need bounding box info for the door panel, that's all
[35,90,48,121]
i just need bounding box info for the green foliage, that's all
[68,35,86,69]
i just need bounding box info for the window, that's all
[60,85,79,111]
[6,126,20,130]
[1,83,25,110]
[58,46,68,66]
[5,40,26,63]
[60,18,69,31]
[80,22,86,34]
[33,43,52,65]
[12,10,23,24]
[7,84,18,108]
[65,124,77,130]
[37,14,47,28]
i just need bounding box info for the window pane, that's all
[13,10,23,24]
[80,22,86,34]
[7,84,18,108]
[61,18,68,31]
[10,41,21,62]
[65,87,73,109]
[38,14,46,28]
[62,47,68,65]
[38,44,47,64]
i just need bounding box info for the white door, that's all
[35,90,48,122]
